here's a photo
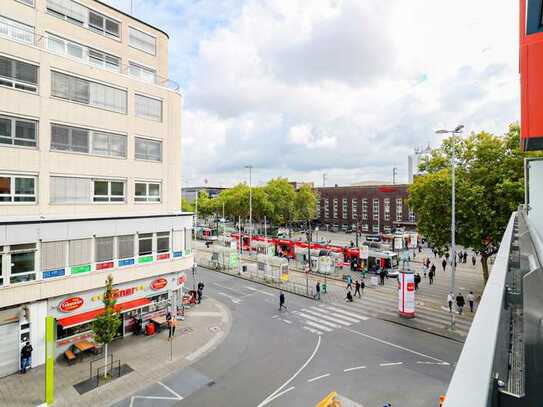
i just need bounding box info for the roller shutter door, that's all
[0,323,19,377]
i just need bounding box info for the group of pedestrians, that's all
[447,291,476,314]
[345,275,364,302]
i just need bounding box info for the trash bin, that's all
[322,283,327,293]
[242,265,247,273]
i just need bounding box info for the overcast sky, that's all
[105,0,520,187]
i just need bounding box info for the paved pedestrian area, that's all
[195,241,484,341]
[0,298,231,407]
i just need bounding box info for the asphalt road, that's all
[124,267,463,407]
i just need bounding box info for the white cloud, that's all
[105,0,520,186]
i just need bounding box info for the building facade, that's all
[315,184,415,234]
[182,186,227,204]
[0,0,192,377]
[407,145,432,183]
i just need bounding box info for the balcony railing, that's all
[0,17,180,92]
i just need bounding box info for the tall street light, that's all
[435,124,464,331]
[245,165,253,253]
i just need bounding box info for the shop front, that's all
[47,272,186,356]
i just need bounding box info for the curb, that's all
[375,316,465,344]
[198,264,315,300]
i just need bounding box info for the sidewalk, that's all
[0,298,231,407]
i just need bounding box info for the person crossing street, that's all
[354,280,361,298]
[279,291,287,311]
[456,292,465,315]
[467,291,475,312]
[447,292,454,312]
[315,281,321,300]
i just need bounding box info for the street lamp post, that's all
[245,165,253,254]
[435,124,464,331]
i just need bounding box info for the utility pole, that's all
[306,220,311,296]
[392,167,398,185]
[245,165,253,255]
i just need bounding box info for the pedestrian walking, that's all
[418,245,422,253]
[20,342,32,374]
[467,291,475,312]
[423,264,428,279]
[354,280,361,298]
[471,255,476,267]
[456,293,465,315]
[433,249,437,257]
[428,268,435,284]
[442,258,447,272]
[346,275,353,290]
[430,263,436,275]
[168,316,177,340]
[463,252,468,263]
[279,291,287,311]
[414,273,421,290]
[315,281,321,300]
[197,287,203,304]
[345,290,353,302]
[360,279,365,293]
[447,292,454,312]
[379,269,386,285]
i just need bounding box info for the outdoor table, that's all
[74,340,96,353]
[151,316,168,332]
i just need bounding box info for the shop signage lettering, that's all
[138,255,153,264]
[150,277,168,291]
[91,285,144,302]
[43,268,66,279]
[96,261,114,271]
[173,251,183,258]
[59,297,84,313]
[157,253,170,260]
[71,264,91,274]
[378,186,397,193]
[118,258,135,267]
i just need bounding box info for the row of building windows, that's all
[0,52,163,119]
[0,115,162,161]
[0,175,163,204]
[0,229,192,286]
[321,198,408,221]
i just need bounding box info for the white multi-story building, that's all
[0,0,192,377]
[407,144,432,183]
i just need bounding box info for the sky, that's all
[104,0,520,187]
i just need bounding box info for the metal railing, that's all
[0,16,39,46]
[444,212,516,407]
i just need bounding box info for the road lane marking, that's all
[217,292,241,304]
[304,320,333,332]
[307,373,330,383]
[303,326,323,335]
[325,305,370,320]
[416,361,450,366]
[213,282,240,292]
[380,362,403,367]
[282,319,293,324]
[293,311,342,329]
[158,381,184,400]
[186,333,223,361]
[344,366,366,372]
[188,312,223,317]
[245,286,275,297]
[301,308,352,326]
[260,386,295,405]
[344,327,448,364]
[257,335,321,407]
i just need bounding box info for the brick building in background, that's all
[315,184,415,234]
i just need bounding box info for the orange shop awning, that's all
[58,297,151,329]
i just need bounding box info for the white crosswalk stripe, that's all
[293,311,343,329]
[303,326,323,335]
[301,308,352,326]
[321,305,370,321]
[304,320,333,332]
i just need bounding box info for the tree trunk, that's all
[104,343,108,378]
[481,255,489,282]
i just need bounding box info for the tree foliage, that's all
[181,197,194,213]
[408,124,529,281]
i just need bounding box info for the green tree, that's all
[294,184,317,222]
[181,197,194,212]
[263,178,296,226]
[409,124,526,282]
[195,191,218,219]
[92,275,122,378]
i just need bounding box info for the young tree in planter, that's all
[92,275,121,378]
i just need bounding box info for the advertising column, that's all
[398,270,415,318]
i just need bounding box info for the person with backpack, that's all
[456,292,465,315]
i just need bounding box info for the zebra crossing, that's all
[282,303,370,335]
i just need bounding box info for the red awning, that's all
[58,297,151,329]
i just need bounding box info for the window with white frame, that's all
[51,71,127,113]
[135,182,160,202]
[352,198,358,219]
[135,137,162,161]
[46,0,120,39]
[0,15,35,45]
[342,198,348,219]
[373,199,379,220]
[138,233,153,256]
[135,94,162,121]
[396,198,403,222]
[0,115,37,147]
[95,237,114,262]
[362,224,369,232]
[384,198,390,221]
[69,238,91,267]
[88,10,120,38]
[17,0,35,6]
[362,199,368,220]
[9,243,36,283]
[332,198,338,219]
[0,54,38,92]
[92,131,126,158]
[409,209,416,222]
[323,199,329,218]
[0,175,36,202]
[50,176,91,204]
[129,26,156,54]
[384,226,391,233]
[117,235,134,259]
[93,180,125,202]
[51,124,89,153]
[41,240,66,272]
[156,232,170,253]
[129,62,156,84]
[372,224,379,233]
[47,34,120,72]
